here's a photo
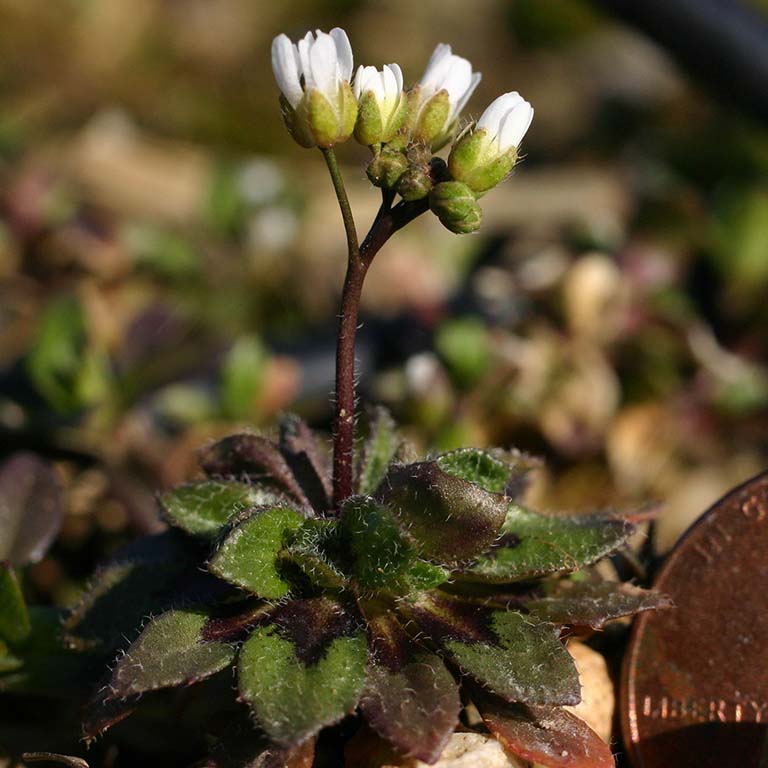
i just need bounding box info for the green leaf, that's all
[436,447,540,499]
[475,692,614,768]
[0,453,63,567]
[26,294,109,413]
[201,433,310,507]
[238,598,368,745]
[360,613,460,762]
[287,519,347,589]
[0,639,23,673]
[465,504,631,582]
[0,563,30,644]
[159,481,283,537]
[208,506,305,598]
[108,608,235,699]
[377,462,507,564]
[526,580,673,629]
[408,592,579,706]
[356,407,400,495]
[220,335,267,420]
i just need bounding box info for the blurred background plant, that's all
[0,0,767,761]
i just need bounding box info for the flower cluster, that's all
[271,27,533,234]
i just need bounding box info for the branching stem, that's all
[321,148,428,511]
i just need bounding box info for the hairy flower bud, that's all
[449,92,533,194]
[366,148,409,189]
[396,166,433,202]
[408,44,481,150]
[430,181,482,234]
[271,28,358,148]
[353,64,407,146]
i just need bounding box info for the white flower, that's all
[476,91,534,152]
[409,44,481,147]
[448,90,533,194]
[270,28,357,148]
[352,63,407,145]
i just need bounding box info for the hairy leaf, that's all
[526,580,673,629]
[287,519,347,589]
[475,692,614,768]
[377,462,507,563]
[465,505,631,582]
[108,608,235,699]
[279,414,331,513]
[200,433,309,507]
[436,448,540,500]
[408,592,579,705]
[356,407,400,496]
[0,453,63,567]
[63,531,222,654]
[359,613,460,762]
[159,481,283,537]
[238,598,367,745]
[0,563,30,644]
[208,506,305,598]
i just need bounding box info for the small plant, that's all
[2,26,671,768]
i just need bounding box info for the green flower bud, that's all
[448,92,533,194]
[396,166,433,202]
[353,64,408,146]
[408,88,451,147]
[366,148,408,189]
[429,181,482,234]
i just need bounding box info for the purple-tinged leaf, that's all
[356,407,401,496]
[0,562,30,644]
[20,753,89,768]
[237,597,368,745]
[207,506,305,598]
[200,434,310,508]
[377,462,507,564]
[279,414,332,513]
[464,505,632,582]
[407,592,580,705]
[359,613,460,763]
[82,683,140,742]
[526,581,673,629]
[475,691,615,768]
[0,453,63,567]
[435,447,540,499]
[201,603,273,643]
[107,608,235,700]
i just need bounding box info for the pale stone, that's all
[565,641,615,743]
[385,731,529,768]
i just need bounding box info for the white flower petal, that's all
[309,32,341,98]
[297,33,314,89]
[382,64,399,99]
[387,63,404,94]
[454,70,482,119]
[478,92,523,138]
[420,43,453,93]
[499,99,534,150]
[330,27,354,81]
[271,34,303,108]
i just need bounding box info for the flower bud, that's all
[408,44,481,150]
[271,28,358,148]
[353,64,407,146]
[448,92,533,194]
[429,181,482,234]
[397,166,433,202]
[366,148,408,189]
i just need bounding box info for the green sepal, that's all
[159,481,283,537]
[0,563,30,644]
[279,94,315,149]
[366,148,408,190]
[449,126,518,194]
[287,519,347,590]
[356,407,401,496]
[354,90,384,146]
[429,181,482,234]
[410,88,450,147]
[107,608,235,699]
[396,166,433,201]
[377,461,508,564]
[464,504,632,582]
[238,598,368,745]
[208,506,306,598]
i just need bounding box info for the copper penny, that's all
[622,471,768,767]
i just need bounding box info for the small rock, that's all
[565,641,615,743]
[396,732,528,768]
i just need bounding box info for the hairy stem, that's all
[322,149,430,511]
